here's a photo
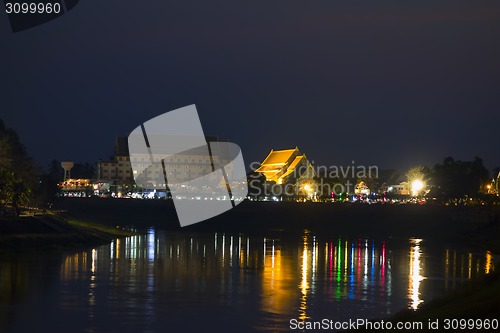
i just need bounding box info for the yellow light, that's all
[411,180,424,196]
[409,238,425,310]
[303,184,311,192]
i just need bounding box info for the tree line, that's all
[0,119,96,215]
[0,118,498,211]
[0,119,39,214]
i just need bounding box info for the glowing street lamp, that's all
[302,183,314,200]
[411,180,424,197]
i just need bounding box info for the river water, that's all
[0,229,494,332]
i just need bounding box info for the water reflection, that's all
[58,233,496,312]
[262,238,291,319]
[443,248,495,292]
[299,234,309,320]
[0,231,495,332]
[408,238,425,310]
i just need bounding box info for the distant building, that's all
[255,147,315,185]
[130,136,226,189]
[98,135,227,190]
[354,181,370,195]
[59,178,92,192]
[97,137,134,183]
[388,181,410,195]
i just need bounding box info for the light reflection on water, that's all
[0,230,495,332]
[409,238,424,310]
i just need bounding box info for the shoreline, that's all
[51,198,500,254]
[0,213,136,256]
[2,199,499,256]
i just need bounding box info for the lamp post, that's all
[411,179,424,197]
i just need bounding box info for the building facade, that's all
[97,137,134,183]
[98,136,228,190]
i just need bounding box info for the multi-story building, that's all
[97,137,134,183]
[98,136,227,190]
[133,136,231,189]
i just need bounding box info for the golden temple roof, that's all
[255,147,311,184]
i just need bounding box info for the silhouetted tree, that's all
[71,162,96,179]
[0,119,38,209]
[33,174,60,210]
[0,135,12,170]
[47,159,63,182]
[247,172,267,199]
[315,175,344,199]
[429,156,489,201]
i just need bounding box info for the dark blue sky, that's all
[1,0,499,173]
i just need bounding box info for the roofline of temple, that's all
[260,147,300,165]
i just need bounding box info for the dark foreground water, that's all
[0,230,494,333]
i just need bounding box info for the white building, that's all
[97,136,228,190]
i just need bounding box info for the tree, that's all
[47,159,63,182]
[0,135,12,170]
[247,172,267,200]
[71,162,95,179]
[0,119,39,210]
[315,175,344,200]
[429,156,489,201]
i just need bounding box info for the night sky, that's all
[1,0,499,173]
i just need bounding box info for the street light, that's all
[302,183,314,200]
[411,179,424,197]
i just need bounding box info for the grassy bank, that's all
[0,213,135,255]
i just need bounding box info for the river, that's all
[0,228,494,332]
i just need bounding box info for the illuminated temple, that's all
[255,147,315,185]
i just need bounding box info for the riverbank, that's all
[53,198,500,253]
[4,198,498,256]
[0,213,135,255]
